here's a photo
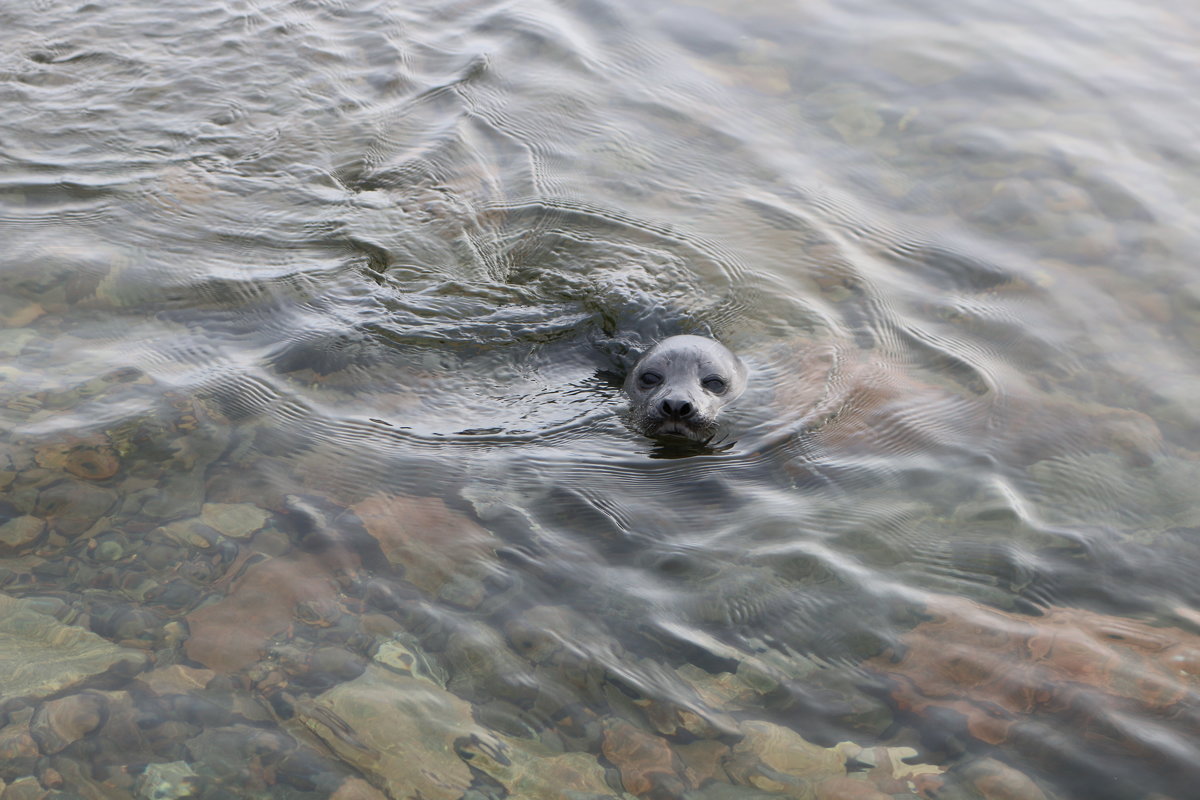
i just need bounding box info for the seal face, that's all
[624,335,748,442]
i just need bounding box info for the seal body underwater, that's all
[624,335,748,442]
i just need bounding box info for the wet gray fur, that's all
[624,335,747,441]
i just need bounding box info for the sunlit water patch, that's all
[2,0,1200,798]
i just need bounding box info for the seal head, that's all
[624,335,748,441]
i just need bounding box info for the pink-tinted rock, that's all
[350,494,497,602]
[184,554,342,673]
[600,719,684,796]
[865,595,1200,755]
[29,692,106,754]
[34,437,120,481]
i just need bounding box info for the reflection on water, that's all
[2,0,1200,797]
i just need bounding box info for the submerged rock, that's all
[350,494,498,605]
[29,692,107,754]
[135,761,199,800]
[0,515,45,554]
[330,776,388,800]
[601,719,685,797]
[723,720,845,794]
[1,776,46,800]
[137,665,216,696]
[200,503,271,540]
[444,621,537,705]
[0,594,147,703]
[183,724,299,790]
[0,717,39,776]
[184,553,343,673]
[290,663,494,800]
[864,594,1200,795]
[373,635,448,688]
[458,731,626,799]
[63,446,121,481]
[34,479,118,538]
[34,436,121,482]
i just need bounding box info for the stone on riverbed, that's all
[0,593,147,703]
[290,663,496,800]
[350,493,498,606]
[0,515,45,554]
[200,502,271,539]
[34,479,119,538]
[723,720,846,794]
[29,692,107,754]
[456,731,627,798]
[184,553,342,673]
[135,760,199,800]
[137,664,216,696]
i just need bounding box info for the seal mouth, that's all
[645,417,715,442]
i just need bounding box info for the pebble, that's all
[200,503,270,539]
[373,636,447,687]
[0,515,45,553]
[330,776,388,800]
[135,760,199,800]
[29,693,107,754]
[34,480,118,538]
[63,447,121,481]
[139,665,216,696]
[156,519,218,550]
[93,538,124,562]
[0,719,39,774]
[600,719,684,797]
[183,553,342,673]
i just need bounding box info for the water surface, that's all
[2,0,1200,798]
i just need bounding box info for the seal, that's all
[624,335,748,441]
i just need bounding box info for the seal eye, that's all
[702,376,726,394]
[638,371,662,388]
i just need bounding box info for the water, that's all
[2,0,1199,797]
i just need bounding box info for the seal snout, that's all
[660,397,694,420]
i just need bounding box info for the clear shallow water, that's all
[2,0,1200,798]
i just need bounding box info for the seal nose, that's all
[660,398,694,419]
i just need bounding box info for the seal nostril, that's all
[660,399,694,419]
